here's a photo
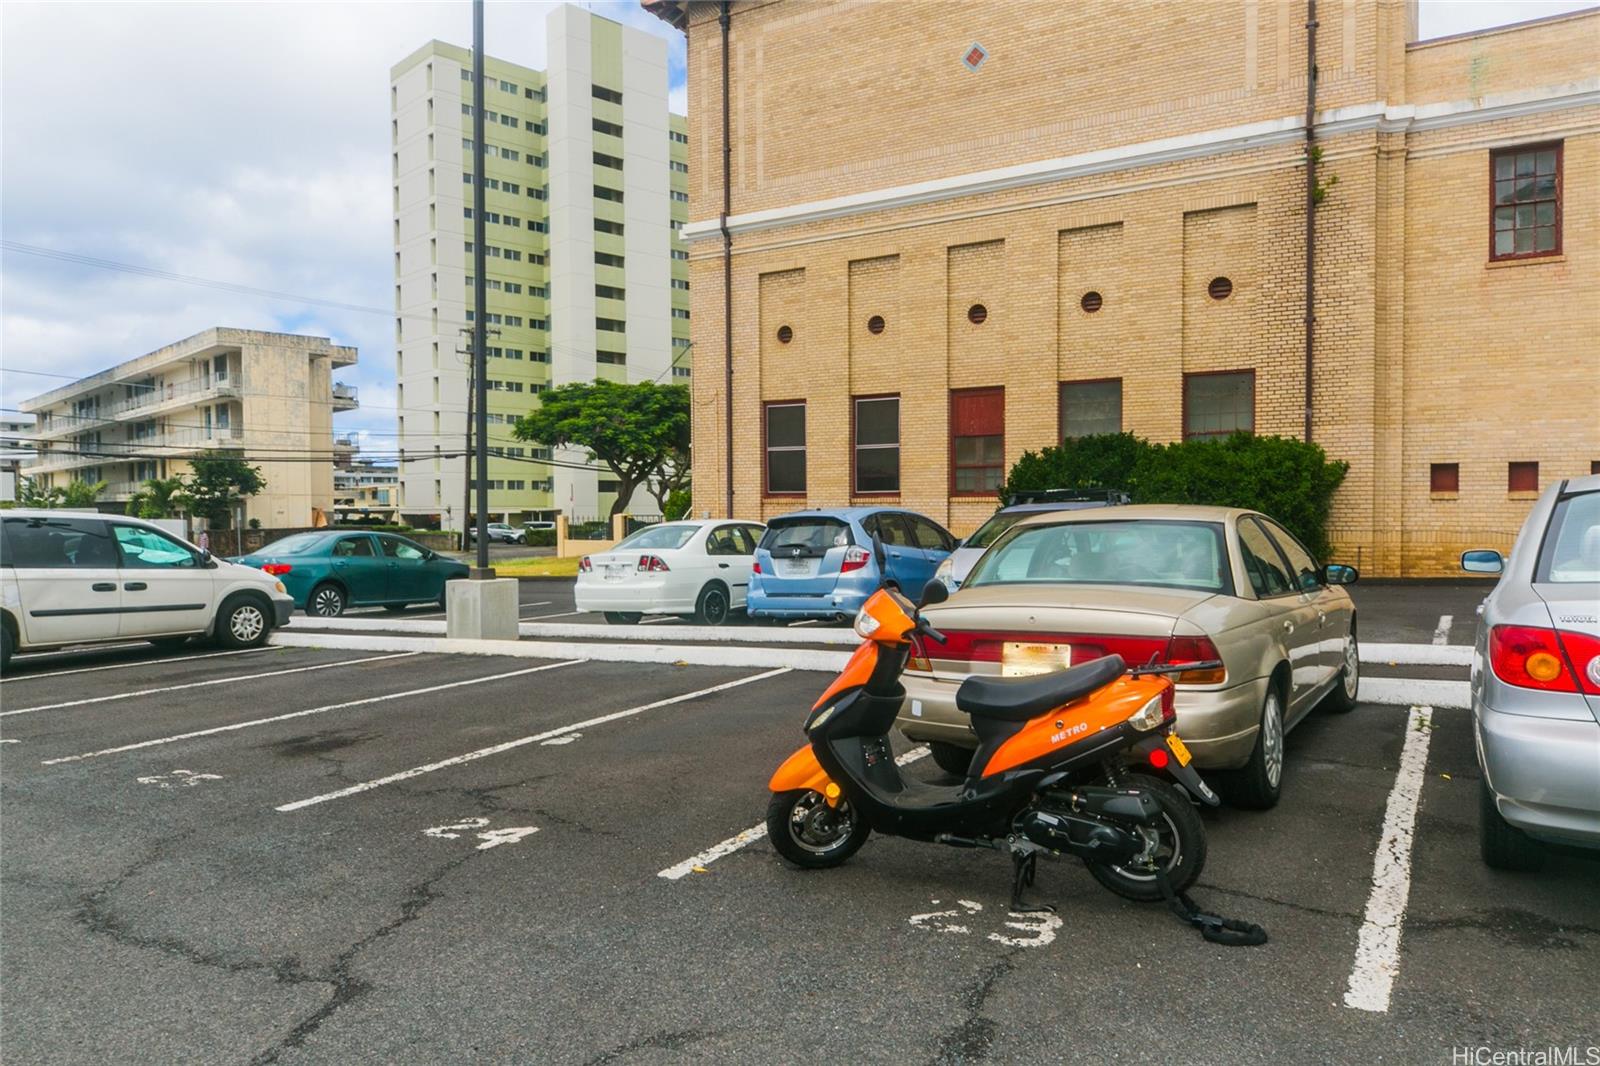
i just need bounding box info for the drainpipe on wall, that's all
[719,1,734,518]
[1303,0,1319,444]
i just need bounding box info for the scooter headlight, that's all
[1128,694,1167,731]
[853,608,881,640]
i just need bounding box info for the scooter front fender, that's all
[769,744,832,795]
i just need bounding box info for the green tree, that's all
[14,476,59,508]
[59,479,106,508]
[178,451,265,529]
[512,380,689,521]
[125,476,187,520]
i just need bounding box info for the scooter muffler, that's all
[1017,807,1143,864]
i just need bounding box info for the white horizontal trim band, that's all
[682,79,1598,242]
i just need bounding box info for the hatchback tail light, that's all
[261,563,292,576]
[753,561,762,574]
[1491,624,1600,694]
[578,556,592,573]
[638,554,670,573]
[1165,634,1227,685]
[840,546,871,574]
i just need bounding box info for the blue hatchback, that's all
[747,508,957,621]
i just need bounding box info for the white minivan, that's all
[0,509,294,672]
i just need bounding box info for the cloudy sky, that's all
[0,0,1589,454]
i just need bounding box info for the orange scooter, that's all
[767,578,1229,916]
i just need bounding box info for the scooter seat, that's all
[956,655,1126,722]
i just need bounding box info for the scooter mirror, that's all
[918,579,949,609]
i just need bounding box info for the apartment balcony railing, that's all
[33,375,247,439]
[332,383,359,410]
[24,426,244,476]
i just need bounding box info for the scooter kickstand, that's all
[1008,851,1054,914]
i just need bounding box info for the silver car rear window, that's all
[1539,490,1600,583]
[965,519,1229,593]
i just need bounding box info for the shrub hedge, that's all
[1001,432,1349,560]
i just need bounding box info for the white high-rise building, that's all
[390,5,690,528]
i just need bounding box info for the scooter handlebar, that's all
[918,622,948,645]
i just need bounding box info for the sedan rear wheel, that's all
[308,583,346,618]
[1220,684,1284,810]
[1479,778,1546,871]
[1322,627,1360,713]
[604,611,642,625]
[694,584,730,627]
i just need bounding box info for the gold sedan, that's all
[895,505,1359,809]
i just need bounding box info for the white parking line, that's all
[1432,615,1453,646]
[522,611,586,620]
[277,668,792,812]
[1343,704,1433,1013]
[657,746,929,880]
[518,601,554,612]
[0,646,270,683]
[1357,677,1469,709]
[41,659,585,766]
[1,653,418,718]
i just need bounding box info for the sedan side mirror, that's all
[1461,549,1504,575]
[918,579,949,609]
[1322,563,1359,585]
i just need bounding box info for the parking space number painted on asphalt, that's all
[423,817,539,850]
[137,769,223,789]
[908,898,1062,949]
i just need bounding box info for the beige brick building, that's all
[648,0,1599,575]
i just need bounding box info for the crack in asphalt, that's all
[1405,906,1599,950]
[928,954,1016,1065]
[582,1026,721,1065]
[1191,881,1361,922]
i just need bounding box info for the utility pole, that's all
[461,340,473,552]
[470,0,491,576]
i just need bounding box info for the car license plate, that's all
[1001,641,1073,677]
[1166,733,1193,767]
[603,563,628,581]
[779,558,815,577]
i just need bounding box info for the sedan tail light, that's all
[1557,630,1600,696]
[261,563,292,576]
[1489,625,1579,692]
[638,554,670,573]
[1165,634,1227,685]
[578,556,592,573]
[840,546,871,574]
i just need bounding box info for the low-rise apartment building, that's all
[18,328,359,527]
[651,0,1599,575]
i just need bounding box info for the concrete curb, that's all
[287,616,859,645]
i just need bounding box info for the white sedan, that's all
[575,520,765,625]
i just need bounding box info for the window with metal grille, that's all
[1060,379,1122,439]
[854,396,900,495]
[765,403,806,495]
[592,85,622,105]
[1183,372,1254,440]
[950,387,1004,495]
[592,118,623,137]
[1491,142,1561,260]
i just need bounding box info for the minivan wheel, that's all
[216,597,271,649]
[1479,778,1545,871]
[309,583,346,618]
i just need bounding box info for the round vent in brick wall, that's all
[1080,291,1103,313]
[1208,276,1234,300]
[866,315,886,335]
[776,325,793,344]
[967,304,988,325]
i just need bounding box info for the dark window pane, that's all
[767,450,805,494]
[1515,152,1536,177]
[907,515,953,551]
[856,447,899,493]
[766,404,804,448]
[1535,227,1556,252]
[1430,463,1459,493]
[1509,462,1539,493]
[855,398,899,446]
[1494,155,1514,179]
[1061,380,1122,438]
[1184,373,1254,440]
[3,517,116,569]
[954,466,1002,493]
[1535,149,1556,175]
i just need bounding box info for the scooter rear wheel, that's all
[767,789,870,869]
[1085,774,1206,902]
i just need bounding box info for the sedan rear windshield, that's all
[259,533,327,555]
[759,517,852,557]
[964,519,1229,593]
[614,524,699,552]
[965,511,1029,549]
[1538,490,1600,583]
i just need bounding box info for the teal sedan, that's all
[235,530,469,617]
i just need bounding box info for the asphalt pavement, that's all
[2,619,1595,1063]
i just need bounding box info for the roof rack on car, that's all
[1003,488,1131,506]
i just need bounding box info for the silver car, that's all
[896,505,1360,810]
[1462,473,1600,869]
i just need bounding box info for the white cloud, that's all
[1417,0,1594,39]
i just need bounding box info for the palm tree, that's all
[59,479,106,508]
[126,476,186,519]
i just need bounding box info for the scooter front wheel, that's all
[767,789,870,869]
[1085,774,1207,902]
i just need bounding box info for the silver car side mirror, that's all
[1461,549,1504,574]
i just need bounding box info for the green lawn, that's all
[490,556,581,579]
